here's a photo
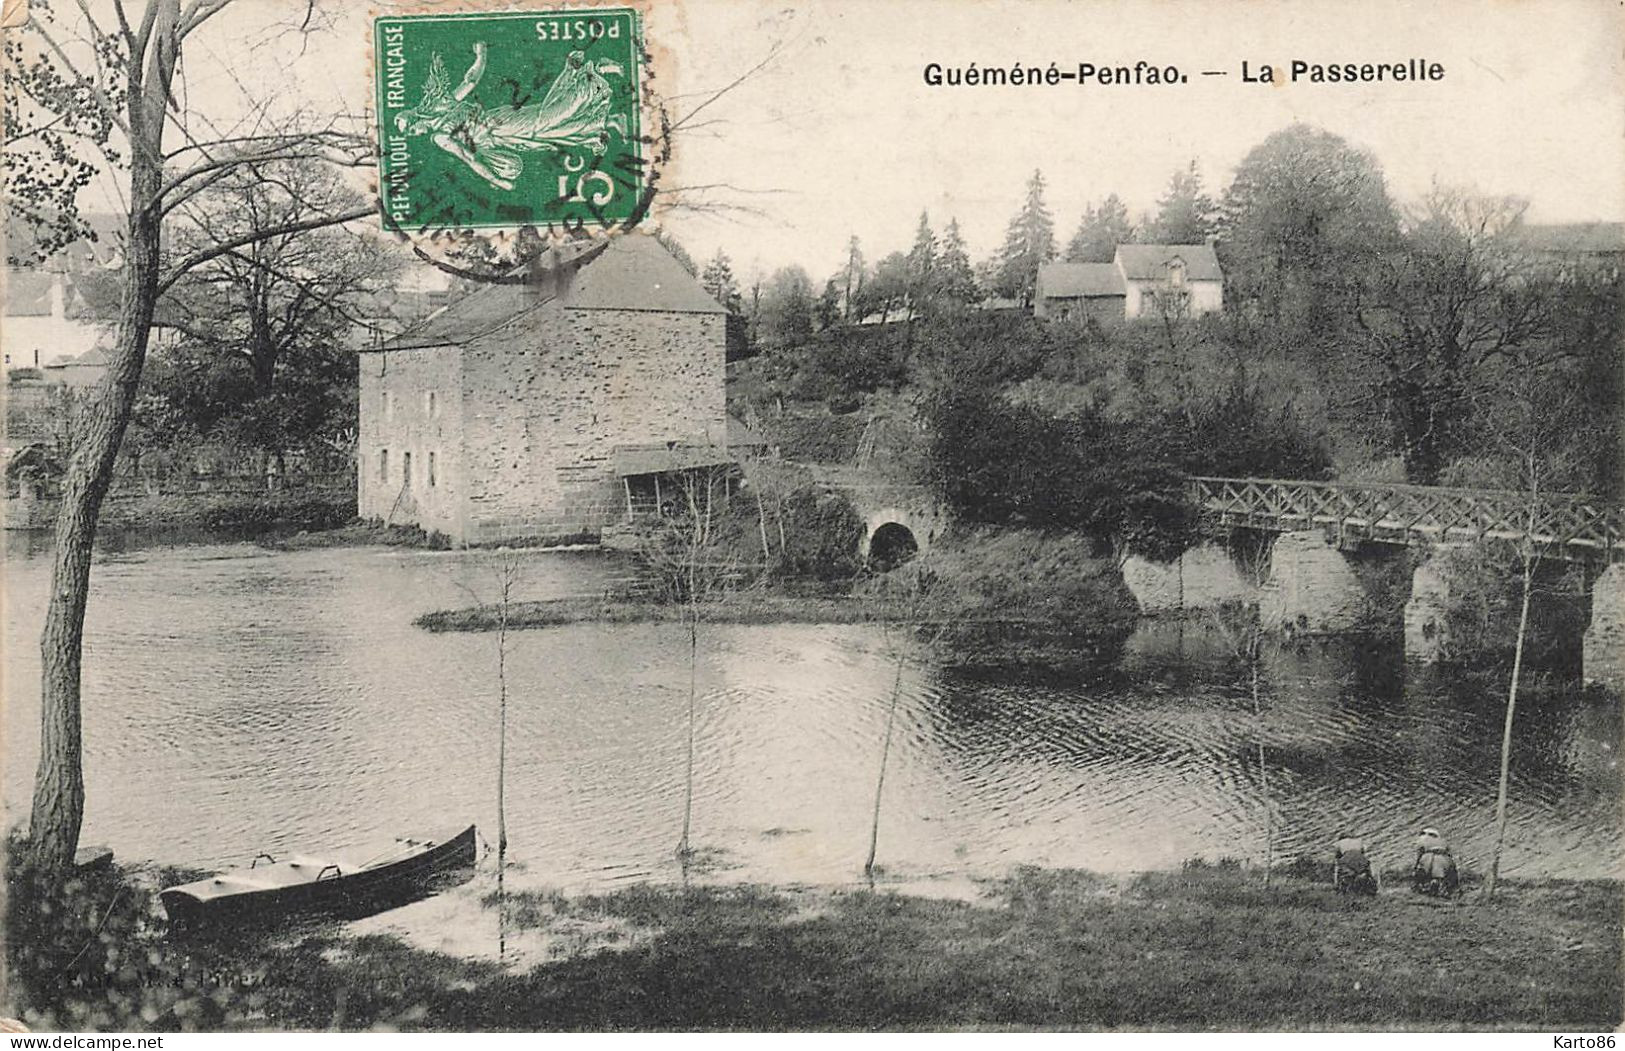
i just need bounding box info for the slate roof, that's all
[1114,243,1223,282]
[565,234,726,314]
[376,281,544,351]
[1036,262,1125,299]
[613,443,735,477]
[372,235,724,351]
[44,345,111,369]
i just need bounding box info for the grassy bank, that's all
[260,520,448,551]
[416,592,885,632]
[7,859,1619,1031]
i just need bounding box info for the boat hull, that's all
[160,825,476,926]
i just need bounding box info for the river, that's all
[4,532,1619,954]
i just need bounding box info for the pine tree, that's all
[841,235,865,320]
[816,278,843,330]
[995,170,1056,305]
[937,218,979,303]
[1149,160,1218,243]
[907,210,938,311]
[1065,194,1134,263]
[700,249,744,315]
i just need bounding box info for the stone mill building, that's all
[357,235,728,545]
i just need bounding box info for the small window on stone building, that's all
[427,391,437,416]
[428,450,437,487]
[379,449,389,481]
[403,451,413,489]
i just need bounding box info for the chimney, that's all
[524,243,577,303]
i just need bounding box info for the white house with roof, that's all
[1035,242,1224,323]
[1115,243,1223,319]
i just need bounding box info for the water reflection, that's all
[4,534,1619,941]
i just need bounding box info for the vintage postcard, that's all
[2,0,1621,1036]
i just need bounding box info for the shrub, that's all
[776,487,864,581]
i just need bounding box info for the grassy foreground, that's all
[8,861,1619,1031]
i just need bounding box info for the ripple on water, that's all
[3,539,1620,904]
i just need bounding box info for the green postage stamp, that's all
[374,8,645,233]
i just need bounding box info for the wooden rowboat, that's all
[160,824,476,926]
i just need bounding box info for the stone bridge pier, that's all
[1122,529,1625,692]
[1582,564,1625,693]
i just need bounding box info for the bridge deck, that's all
[1190,477,1623,562]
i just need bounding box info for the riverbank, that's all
[8,858,1619,1031]
[4,488,353,533]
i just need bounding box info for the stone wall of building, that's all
[458,303,727,544]
[357,344,465,539]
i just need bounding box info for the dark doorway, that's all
[868,522,919,571]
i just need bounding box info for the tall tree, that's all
[994,169,1055,306]
[1148,160,1217,243]
[840,235,865,320]
[7,0,375,874]
[936,218,979,304]
[907,210,938,312]
[1218,123,1399,326]
[815,278,842,331]
[858,251,910,323]
[700,248,744,315]
[1064,194,1133,264]
[754,265,816,347]
[165,159,394,397]
[1355,189,1555,483]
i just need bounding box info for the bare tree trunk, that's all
[678,573,698,864]
[28,43,173,869]
[497,571,511,862]
[864,645,908,881]
[495,563,512,960]
[755,485,772,565]
[1252,648,1272,888]
[1485,555,1533,899]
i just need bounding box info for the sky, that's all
[69,0,1625,283]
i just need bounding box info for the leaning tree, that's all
[4,0,372,874]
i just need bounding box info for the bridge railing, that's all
[1188,476,1623,561]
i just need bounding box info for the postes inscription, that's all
[374,9,645,233]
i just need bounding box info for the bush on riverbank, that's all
[3,838,267,1031]
[865,527,1140,671]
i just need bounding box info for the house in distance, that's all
[1034,243,1224,323]
[357,234,731,546]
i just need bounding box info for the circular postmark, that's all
[369,2,672,277]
